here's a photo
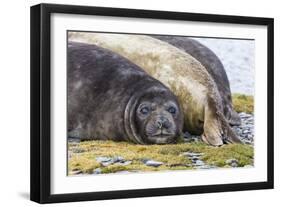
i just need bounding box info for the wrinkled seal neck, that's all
[124,90,145,144]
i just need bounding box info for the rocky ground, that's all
[232,112,254,145]
[183,112,254,145]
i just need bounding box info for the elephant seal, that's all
[151,35,241,126]
[69,32,242,146]
[68,42,183,144]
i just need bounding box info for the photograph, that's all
[29,3,273,203]
[67,31,255,176]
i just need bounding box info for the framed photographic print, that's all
[30,3,274,203]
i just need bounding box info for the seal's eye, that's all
[140,106,150,115]
[168,106,176,114]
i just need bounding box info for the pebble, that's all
[225,159,239,167]
[194,160,205,166]
[180,151,211,168]
[101,161,114,167]
[93,168,102,174]
[72,148,86,153]
[117,160,132,166]
[183,131,192,138]
[183,136,201,143]
[95,156,132,167]
[145,160,163,167]
[96,156,112,163]
[70,170,82,175]
[112,156,125,163]
[68,137,81,143]
[181,152,204,157]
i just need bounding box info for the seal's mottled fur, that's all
[68,42,183,144]
[151,35,241,126]
[69,32,241,146]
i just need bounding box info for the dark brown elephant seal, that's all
[151,35,241,126]
[67,42,183,144]
[69,32,242,146]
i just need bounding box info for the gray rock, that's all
[68,138,81,143]
[96,156,112,163]
[194,160,205,166]
[101,161,114,167]
[239,112,252,118]
[243,140,253,145]
[72,148,86,153]
[183,134,201,143]
[93,168,102,174]
[246,134,253,139]
[117,160,132,166]
[182,152,204,157]
[190,157,199,161]
[70,170,82,175]
[225,159,239,167]
[242,129,249,134]
[112,156,125,163]
[183,131,192,138]
[145,160,163,167]
[141,158,150,164]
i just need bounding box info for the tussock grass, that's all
[232,93,254,114]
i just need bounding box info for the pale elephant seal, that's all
[69,32,242,146]
[68,42,183,144]
[151,35,241,126]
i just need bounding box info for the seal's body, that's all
[68,42,183,144]
[69,32,241,146]
[151,35,241,125]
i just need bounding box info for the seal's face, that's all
[135,91,183,144]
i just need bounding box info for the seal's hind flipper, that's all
[222,119,242,144]
[202,101,242,146]
[225,106,242,126]
[202,104,224,146]
[218,109,242,144]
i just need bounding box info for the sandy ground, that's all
[193,38,255,95]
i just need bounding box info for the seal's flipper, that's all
[221,117,242,144]
[202,101,242,146]
[217,107,242,144]
[202,105,224,146]
[225,106,241,126]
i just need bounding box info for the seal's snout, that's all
[143,114,178,144]
[156,117,171,129]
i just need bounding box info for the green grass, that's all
[232,93,254,114]
[68,140,253,175]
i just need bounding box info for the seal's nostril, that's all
[157,121,163,129]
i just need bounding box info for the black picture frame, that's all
[30,3,274,204]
